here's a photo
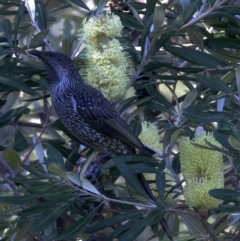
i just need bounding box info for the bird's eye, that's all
[57,58,61,62]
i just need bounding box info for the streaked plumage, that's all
[29,50,145,154]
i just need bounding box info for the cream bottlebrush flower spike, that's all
[80,13,132,102]
[139,121,163,154]
[179,127,224,211]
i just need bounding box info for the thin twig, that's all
[180,0,228,31]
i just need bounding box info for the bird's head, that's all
[29,50,83,88]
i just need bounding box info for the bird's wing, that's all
[72,88,144,150]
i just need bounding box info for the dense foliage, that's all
[0,0,240,240]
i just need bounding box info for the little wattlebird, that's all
[29,50,173,240]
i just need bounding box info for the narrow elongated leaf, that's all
[115,159,152,201]
[152,0,199,50]
[180,214,207,237]
[30,198,75,231]
[181,89,198,110]
[146,84,173,109]
[21,164,53,179]
[195,74,234,95]
[13,1,25,41]
[86,210,145,233]
[18,201,56,216]
[0,194,38,205]
[33,132,47,173]
[118,210,165,241]
[153,6,165,32]
[4,149,21,170]
[183,108,228,123]
[35,2,47,30]
[14,222,31,241]
[47,146,65,169]
[141,14,153,58]
[96,0,109,15]
[0,106,30,126]
[47,4,72,13]
[48,163,67,179]
[113,11,143,30]
[13,129,29,152]
[146,0,157,20]
[0,76,36,96]
[164,45,221,67]
[69,0,90,11]
[56,203,102,239]
[187,27,204,50]
[209,189,240,202]
[66,171,101,195]
[2,19,12,44]
[156,162,166,201]
[29,29,49,48]
[218,204,240,212]
[107,216,144,241]
[45,140,81,165]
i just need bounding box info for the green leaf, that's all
[28,29,49,48]
[18,201,56,216]
[180,214,207,237]
[46,146,65,169]
[2,19,12,44]
[233,157,240,173]
[183,108,228,123]
[0,76,36,96]
[13,129,29,152]
[181,89,198,110]
[107,215,144,241]
[209,189,240,202]
[153,6,165,32]
[112,11,143,30]
[164,45,221,67]
[35,2,47,30]
[44,140,81,165]
[195,74,234,95]
[62,38,74,56]
[141,14,153,58]
[21,164,52,179]
[187,27,204,51]
[213,130,234,152]
[48,163,67,179]
[30,198,75,231]
[13,1,25,42]
[115,159,152,201]
[66,172,101,195]
[96,0,109,15]
[13,222,30,241]
[4,149,21,170]
[69,0,90,11]
[56,203,102,239]
[146,0,158,20]
[156,162,165,202]
[146,84,173,109]
[0,106,30,127]
[218,204,240,213]
[40,186,75,200]
[47,4,72,14]
[118,210,165,241]
[86,210,145,233]
[0,194,38,205]
[152,0,199,50]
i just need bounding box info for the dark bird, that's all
[29,50,145,154]
[29,50,173,240]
